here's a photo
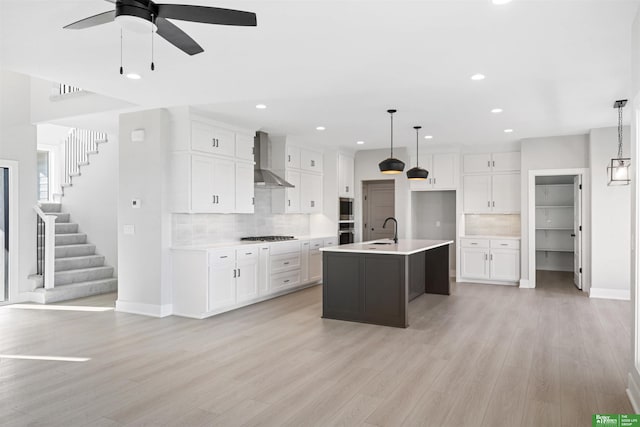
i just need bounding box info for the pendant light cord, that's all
[617,104,623,159]
[119,29,123,75]
[390,112,394,158]
[415,127,420,167]
[151,15,155,71]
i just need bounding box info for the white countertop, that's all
[460,235,521,240]
[171,235,336,251]
[320,239,454,255]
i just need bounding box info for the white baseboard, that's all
[115,300,173,317]
[628,372,640,413]
[519,279,533,289]
[589,287,630,301]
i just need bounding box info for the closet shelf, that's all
[535,205,573,208]
[536,248,574,253]
[536,227,574,231]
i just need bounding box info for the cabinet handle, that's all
[490,254,493,260]
[288,155,291,162]
[237,268,241,277]
[471,243,478,245]
[311,160,315,167]
[433,178,436,184]
[311,201,315,207]
[346,186,349,193]
[484,254,488,260]
[284,262,290,265]
[233,269,237,278]
[501,243,508,246]
[252,197,255,205]
[492,160,495,167]
[220,255,228,258]
[246,252,253,255]
[262,247,269,250]
[284,279,290,283]
[213,195,216,204]
[487,161,490,167]
[487,201,490,207]
[492,201,495,207]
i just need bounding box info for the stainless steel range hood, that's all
[254,131,294,189]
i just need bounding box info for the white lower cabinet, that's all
[171,236,335,319]
[460,238,520,283]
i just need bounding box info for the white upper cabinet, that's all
[463,152,520,174]
[235,161,255,213]
[463,175,492,213]
[191,120,235,158]
[189,155,235,213]
[492,174,520,213]
[286,145,301,169]
[301,173,323,213]
[285,170,301,213]
[301,149,323,173]
[409,153,458,191]
[491,152,520,172]
[338,154,355,198]
[235,133,255,162]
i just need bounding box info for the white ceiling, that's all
[1,0,638,151]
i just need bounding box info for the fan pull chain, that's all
[150,15,155,71]
[119,28,123,75]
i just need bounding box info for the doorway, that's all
[362,180,394,241]
[531,172,585,291]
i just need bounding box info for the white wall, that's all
[354,148,411,242]
[59,132,119,274]
[0,70,37,295]
[116,109,172,317]
[589,126,631,298]
[30,77,133,125]
[412,191,456,271]
[520,134,590,285]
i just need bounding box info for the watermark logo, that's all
[593,414,640,427]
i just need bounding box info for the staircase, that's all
[30,202,117,303]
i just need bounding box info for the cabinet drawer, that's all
[270,241,301,255]
[323,237,338,247]
[490,239,520,249]
[460,238,490,248]
[271,270,301,290]
[191,121,235,157]
[271,253,301,273]
[236,248,258,261]
[208,248,236,266]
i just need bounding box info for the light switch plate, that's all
[131,129,145,142]
[123,225,135,235]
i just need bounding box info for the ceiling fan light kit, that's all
[379,109,406,174]
[64,0,257,74]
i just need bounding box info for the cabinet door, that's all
[432,153,458,189]
[191,121,235,158]
[309,251,322,282]
[208,250,236,310]
[191,156,216,212]
[463,175,491,213]
[235,161,255,213]
[409,154,433,191]
[258,245,270,295]
[460,248,490,279]
[285,170,301,213]
[300,241,310,283]
[490,249,520,281]
[211,157,236,213]
[235,133,254,161]
[301,149,323,173]
[463,153,492,174]
[492,173,520,213]
[491,152,520,172]
[286,145,301,169]
[301,173,323,213]
[338,154,354,198]
[236,253,259,302]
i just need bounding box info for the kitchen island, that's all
[320,239,453,328]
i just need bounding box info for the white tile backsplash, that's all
[172,189,310,246]
[464,214,521,237]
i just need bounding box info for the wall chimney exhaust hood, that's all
[254,131,294,189]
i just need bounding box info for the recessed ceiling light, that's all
[255,104,267,109]
[316,126,326,131]
[356,141,365,145]
[492,0,512,4]
[424,135,433,140]
[491,108,503,113]
[471,74,485,81]
[504,129,514,133]
[126,73,141,80]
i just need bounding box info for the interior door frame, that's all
[526,168,589,290]
[0,159,19,305]
[362,179,394,242]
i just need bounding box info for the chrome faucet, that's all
[382,217,398,244]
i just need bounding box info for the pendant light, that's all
[406,126,429,180]
[607,99,630,186]
[379,109,405,174]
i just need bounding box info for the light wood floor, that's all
[0,271,632,426]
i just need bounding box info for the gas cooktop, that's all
[240,235,296,242]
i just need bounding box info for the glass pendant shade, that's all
[607,158,631,185]
[379,109,405,174]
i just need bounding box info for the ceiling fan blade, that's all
[156,4,257,26]
[104,0,115,3]
[155,16,204,55]
[64,11,115,30]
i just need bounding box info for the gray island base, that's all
[320,239,453,328]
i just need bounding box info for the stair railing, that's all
[34,205,56,289]
[63,128,108,188]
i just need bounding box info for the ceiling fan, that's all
[63,0,257,56]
